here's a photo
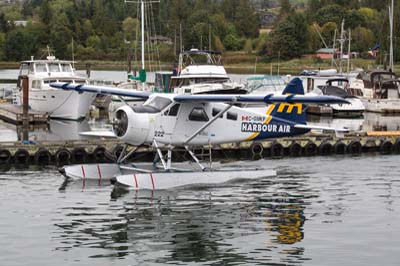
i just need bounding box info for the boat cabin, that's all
[169,49,230,90]
[349,70,399,99]
[17,57,87,90]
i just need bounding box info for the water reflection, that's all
[0,118,111,142]
[308,112,400,133]
[52,168,315,265]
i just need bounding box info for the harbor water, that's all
[0,155,399,265]
[0,69,399,265]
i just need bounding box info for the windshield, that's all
[143,96,172,112]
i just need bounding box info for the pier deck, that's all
[0,104,49,124]
[0,132,398,167]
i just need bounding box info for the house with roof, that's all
[315,48,338,59]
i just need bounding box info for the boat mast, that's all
[141,0,145,71]
[389,0,394,71]
[338,19,345,74]
[125,0,159,84]
[347,28,351,75]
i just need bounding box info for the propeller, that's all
[112,109,128,137]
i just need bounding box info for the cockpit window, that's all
[165,104,180,116]
[143,96,172,112]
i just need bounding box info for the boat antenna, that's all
[71,37,75,70]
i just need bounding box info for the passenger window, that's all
[32,80,41,89]
[227,111,237,121]
[212,108,223,118]
[188,107,209,122]
[165,104,180,116]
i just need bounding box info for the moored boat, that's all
[347,70,400,114]
[14,56,96,120]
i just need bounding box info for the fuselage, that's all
[114,94,309,147]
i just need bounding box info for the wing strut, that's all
[184,104,233,145]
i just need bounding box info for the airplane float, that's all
[50,78,349,189]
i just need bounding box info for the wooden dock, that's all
[0,104,49,125]
[0,132,399,167]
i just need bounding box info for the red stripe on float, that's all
[97,164,102,185]
[81,165,86,178]
[133,174,138,188]
[150,173,155,190]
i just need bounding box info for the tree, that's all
[5,28,39,61]
[122,17,139,42]
[321,22,338,47]
[243,38,252,54]
[352,26,375,52]
[0,13,10,33]
[279,0,293,19]
[235,0,259,38]
[267,12,308,59]
[314,4,346,26]
[223,33,243,51]
[39,0,52,25]
[213,36,225,52]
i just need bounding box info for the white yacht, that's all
[171,49,247,95]
[347,70,400,114]
[108,49,247,121]
[14,56,96,120]
[308,78,365,117]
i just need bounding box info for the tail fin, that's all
[270,78,306,124]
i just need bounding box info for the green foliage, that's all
[243,39,253,54]
[314,4,346,26]
[223,33,243,51]
[0,0,396,64]
[267,12,308,59]
[213,36,225,52]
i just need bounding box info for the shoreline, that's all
[0,58,393,75]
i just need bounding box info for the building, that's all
[315,48,338,59]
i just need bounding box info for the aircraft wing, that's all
[50,82,151,99]
[173,94,350,104]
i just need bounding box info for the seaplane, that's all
[50,78,349,189]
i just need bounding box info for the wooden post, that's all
[21,75,29,141]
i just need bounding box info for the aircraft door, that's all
[159,103,180,143]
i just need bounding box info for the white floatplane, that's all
[51,78,349,189]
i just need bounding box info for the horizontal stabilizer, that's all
[294,124,349,137]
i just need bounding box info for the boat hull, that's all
[16,89,96,120]
[361,98,400,114]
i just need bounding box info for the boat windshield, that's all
[35,63,47,72]
[143,96,172,112]
[61,63,72,72]
[48,63,60,72]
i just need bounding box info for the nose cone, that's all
[112,105,150,146]
[113,109,129,137]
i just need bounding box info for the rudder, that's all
[270,78,306,124]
